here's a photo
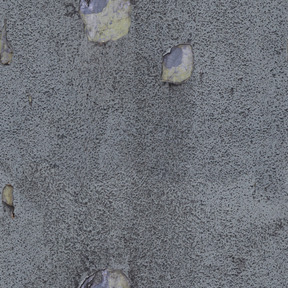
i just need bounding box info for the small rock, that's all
[28,94,32,106]
[161,44,193,84]
[79,269,130,288]
[0,19,13,65]
[2,184,15,218]
[79,0,132,43]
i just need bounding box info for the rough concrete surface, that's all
[0,1,287,287]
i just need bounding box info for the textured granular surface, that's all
[0,0,288,287]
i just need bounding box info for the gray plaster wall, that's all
[0,0,287,287]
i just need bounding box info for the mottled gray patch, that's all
[163,46,183,68]
[80,0,109,14]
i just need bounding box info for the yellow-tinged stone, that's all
[2,184,14,207]
[0,19,13,65]
[162,44,193,84]
[107,270,130,288]
[80,0,131,43]
[28,94,32,106]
